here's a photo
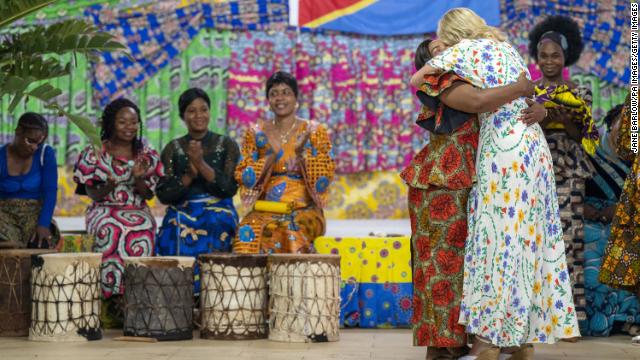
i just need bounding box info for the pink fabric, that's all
[227,30,427,174]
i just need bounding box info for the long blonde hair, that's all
[437,8,506,46]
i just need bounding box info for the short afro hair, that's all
[266,71,298,99]
[178,88,211,119]
[528,15,584,67]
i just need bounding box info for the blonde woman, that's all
[411,8,580,360]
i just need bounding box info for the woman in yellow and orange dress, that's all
[233,71,335,254]
[600,94,640,296]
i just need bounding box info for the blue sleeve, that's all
[37,146,58,227]
[0,144,6,178]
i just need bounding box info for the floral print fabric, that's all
[428,38,580,346]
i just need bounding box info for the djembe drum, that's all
[123,256,194,341]
[199,254,268,340]
[29,252,102,342]
[0,249,55,336]
[268,254,341,343]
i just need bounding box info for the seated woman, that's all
[74,98,163,300]
[233,71,335,254]
[0,112,58,249]
[583,103,640,336]
[155,88,239,290]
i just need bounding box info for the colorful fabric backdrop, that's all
[226,30,426,173]
[501,0,630,87]
[0,1,631,215]
[85,0,288,105]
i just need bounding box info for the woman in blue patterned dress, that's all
[155,88,240,293]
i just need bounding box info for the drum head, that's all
[199,253,267,267]
[124,256,195,269]
[0,249,56,257]
[267,253,340,264]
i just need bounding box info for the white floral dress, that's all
[428,38,580,347]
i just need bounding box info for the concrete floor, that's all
[1,329,640,360]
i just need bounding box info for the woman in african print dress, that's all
[405,39,544,360]
[581,104,638,336]
[74,98,163,300]
[233,71,335,254]
[528,15,599,323]
[600,94,640,300]
[412,8,580,359]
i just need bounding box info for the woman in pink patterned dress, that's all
[74,98,164,301]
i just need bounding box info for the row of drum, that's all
[0,250,342,343]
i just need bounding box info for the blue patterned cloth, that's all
[341,282,413,328]
[583,216,640,336]
[501,0,630,87]
[156,195,238,294]
[86,0,289,105]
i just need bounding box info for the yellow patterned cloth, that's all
[315,236,412,327]
[325,171,408,219]
[534,84,599,155]
[233,120,335,254]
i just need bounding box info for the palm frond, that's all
[47,104,102,148]
[0,0,59,29]
[3,20,127,59]
[1,0,116,149]
[7,54,70,81]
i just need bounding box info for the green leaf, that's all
[3,20,127,57]
[8,93,25,112]
[53,107,102,149]
[0,0,59,29]
[1,75,33,98]
[7,54,70,81]
[25,83,62,102]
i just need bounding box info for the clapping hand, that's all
[132,157,150,180]
[187,140,204,164]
